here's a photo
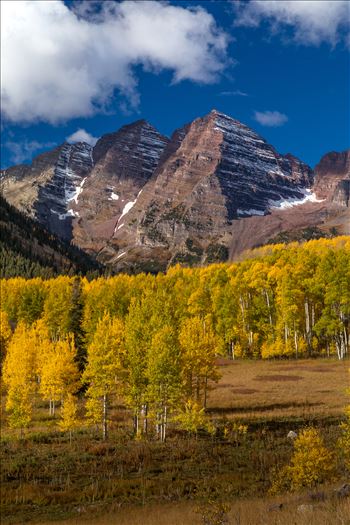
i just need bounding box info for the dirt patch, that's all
[254,375,303,382]
[277,365,337,373]
[230,388,258,394]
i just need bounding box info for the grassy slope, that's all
[57,495,350,525]
[208,358,348,421]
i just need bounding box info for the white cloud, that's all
[233,0,350,46]
[66,128,98,146]
[1,0,228,124]
[253,110,288,127]
[5,140,56,164]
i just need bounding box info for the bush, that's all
[270,427,334,493]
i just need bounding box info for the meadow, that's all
[1,358,349,524]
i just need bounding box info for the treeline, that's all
[0,195,102,278]
[1,237,349,438]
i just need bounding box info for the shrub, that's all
[270,427,334,493]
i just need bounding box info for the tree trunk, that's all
[133,411,139,436]
[156,413,160,440]
[142,404,148,435]
[293,322,298,359]
[230,340,235,360]
[163,405,167,443]
[102,393,108,441]
[264,289,273,328]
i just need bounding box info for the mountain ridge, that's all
[1,110,349,272]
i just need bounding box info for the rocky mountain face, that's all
[106,110,315,270]
[314,150,350,207]
[70,120,169,254]
[1,110,349,271]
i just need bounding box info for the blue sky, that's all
[1,0,349,169]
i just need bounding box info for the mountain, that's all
[1,110,349,272]
[0,195,101,278]
[106,110,314,270]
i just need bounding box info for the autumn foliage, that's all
[1,237,349,438]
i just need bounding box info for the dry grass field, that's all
[1,358,349,525]
[208,358,349,421]
[50,491,350,525]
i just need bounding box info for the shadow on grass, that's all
[207,400,324,414]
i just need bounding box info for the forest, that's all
[0,195,101,279]
[1,236,349,440]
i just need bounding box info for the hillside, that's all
[0,195,102,278]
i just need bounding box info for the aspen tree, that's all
[39,336,80,416]
[3,323,38,434]
[147,326,181,441]
[179,315,219,406]
[124,299,151,436]
[83,314,124,440]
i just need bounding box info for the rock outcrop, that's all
[314,150,350,207]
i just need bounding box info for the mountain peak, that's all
[2,111,347,273]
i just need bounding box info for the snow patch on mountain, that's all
[237,208,265,217]
[117,189,143,225]
[108,191,119,201]
[269,189,325,210]
[68,177,87,205]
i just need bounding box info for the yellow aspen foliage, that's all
[338,369,350,471]
[271,427,334,493]
[176,399,214,436]
[179,315,219,405]
[3,322,38,432]
[82,314,125,439]
[338,406,350,471]
[39,336,80,416]
[85,396,103,426]
[288,428,334,489]
[59,394,79,443]
[0,310,12,368]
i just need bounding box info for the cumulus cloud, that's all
[1,0,228,124]
[233,0,350,46]
[66,128,99,146]
[253,110,288,127]
[5,140,57,164]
